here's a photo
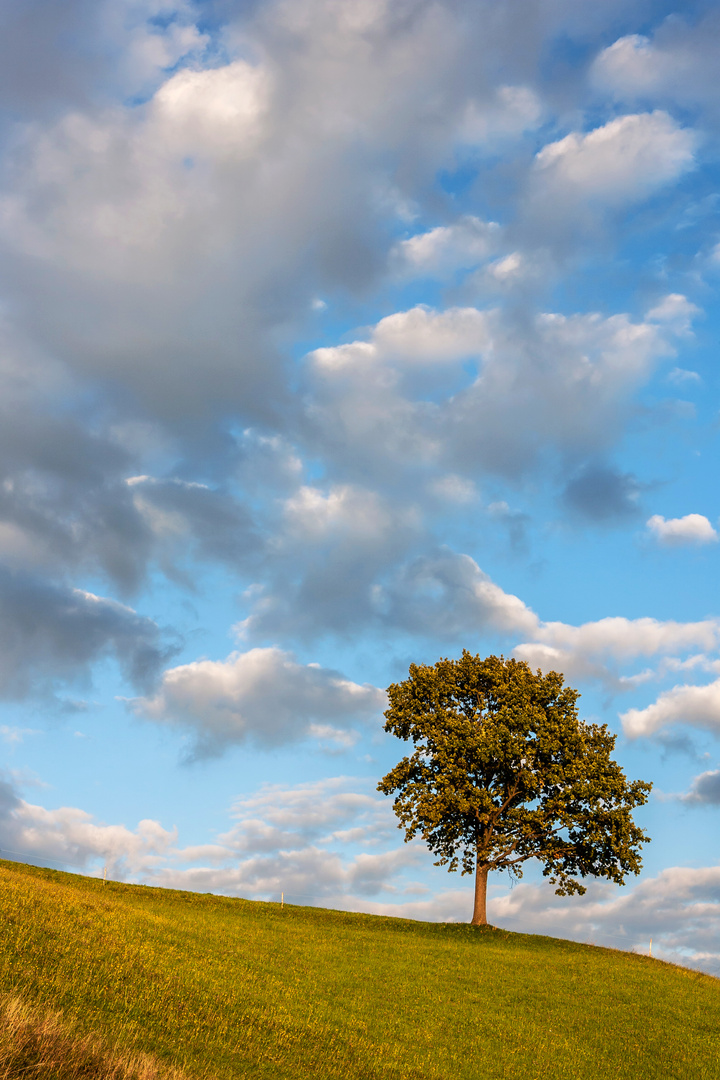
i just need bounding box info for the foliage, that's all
[1,860,719,1080]
[378,653,652,899]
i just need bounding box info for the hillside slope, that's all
[0,860,717,1080]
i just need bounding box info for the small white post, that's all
[649,937,652,957]
[281,891,284,908]
[103,864,107,886]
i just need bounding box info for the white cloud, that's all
[647,514,718,546]
[459,84,543,145]
[533,112,697,207]
[151,842,423,904]
[309,302,677,484]
[622,678,720,739]
[0,773,175,877]
[392,216,501,278]
[281,484,409,543]
[0,0,569,436]
[220,777,387,853]
[381,550,540,640]
[485,251,525,282]
[592,34,678,99]
[144,776,427,903]
[493,866,720,976]
[239,481,422,642]
[100,1,210,94]
[516,614,720,691]
[238,533,720,690]
[646,293,700,336]
[374,305,493,363]
[312,305,492,372]
[151,60,270,158]
[591,20,720,120]
[131,646,386,756]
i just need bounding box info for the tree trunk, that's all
[472,862,489,926]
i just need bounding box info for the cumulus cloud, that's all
[0,0,563,432]
[312,305,492,372]
[280,484,411,544]
[391,216,501,279]
[0,769,429,908]
[592,34,682,101]
[243,546,541,644]
[0,570,173,698]
[622,678,720,739]
[240,483,420,640]
[0,2,704,695]
[480,251,538,288]
[516,615,720,692]
[591,15,720,122]
[493,865,720,976]
[680,769,720,806]
[131,646,386,757]
[0,772,175,877]
[151,60,270,158]
[646,293,700,336]
[308,302,679,484]
[0,0,712,919]
[112,775,425,904]
[126,475,259,574]
[138,539,720,750]
[0,0,716,987]
[0,343,262,599]
[0,386,152,593]
[159,776,428,904]
[237,534,720,692]
[532,112,697,209]
[0,0,679,484]
[150,841,424,905]
[198,777,392,858]
[380,550,539,641]
[458,84,543,145]
[647,514,718,546]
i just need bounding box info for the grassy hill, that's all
[0,859,718,1080]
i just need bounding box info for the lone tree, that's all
[378,652,651,926]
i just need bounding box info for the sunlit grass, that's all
[1,859,718,1079]
[0,993,190,1080]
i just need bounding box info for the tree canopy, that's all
[378,652,652,926]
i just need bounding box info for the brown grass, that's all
[0,995,191,1080]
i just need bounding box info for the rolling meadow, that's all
[1,859,718,1079]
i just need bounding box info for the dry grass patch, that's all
[0,995,190,1080]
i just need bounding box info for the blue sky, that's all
[0,0,719,974]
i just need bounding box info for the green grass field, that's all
[1,858,718,1079]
